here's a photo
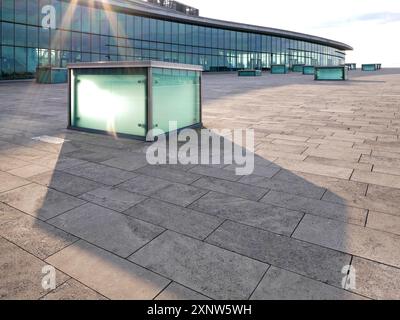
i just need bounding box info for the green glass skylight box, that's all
[238,69,262,76]
[303,66,315,75]
[345,63,357,70]
[292,64,305,72]
[271,64,288,74]
[362,64,378,71]
[314,66,348,81]
[68,61,203,141]
[37,67,68,84]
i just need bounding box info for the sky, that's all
[180,0,400,67]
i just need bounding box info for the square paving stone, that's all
[130,231,268,300]
[41,279,107,300]
[62,162,137,186]
[190,192,303,236]
[80,187,147,212]
[293,214,400,269]
[250,267,365,300]
[48,203,165,258]
[0,237,69,300]
[30,171,103,196]
[206,220,351,287]
[156,282,210,300]
[192,177,267,201]
[0,183,86,220]
[46,240,170,300]
[350,257,400,300]
[0,203,78,259]
[125,199,222,240]
[261,190,367,226]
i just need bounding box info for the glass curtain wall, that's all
[1,0,346,80]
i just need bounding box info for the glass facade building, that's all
[0,0,352,80]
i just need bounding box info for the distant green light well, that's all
[271,65,288,74]
[302,66,315,75]
[292,64,305,73]
[238,70,262,77]
[362,64,380,71]
[315,66,348,81]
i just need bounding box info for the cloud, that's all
[317,11,400,28]
[356,12,400,23]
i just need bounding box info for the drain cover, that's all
[32,136,69,145]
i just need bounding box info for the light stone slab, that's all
[126,198,222,240]
[261,190,367,225]
[240,174,325,199]
[293,214,400,268]
[46,240,170,300]
[351,170,400,189]
[367,211,400,236]
[207,220,351,287]
[156,283,210,300]
[0,155,30,171]
[101,154,149,171]
[130,231,268,300]
[0,183,86,220]
[80,187,147,212]
[190,191,303,236]
[48,203,164,258]
[63,162,137,186]
[192,177,267,201]
[350,257,400,300]
[0,237,69,300]
[7,164,51,178]
[274,159,353,180]
[30,171,103,196]
[189,165,241,182]
[251,267,365,300]
[0,203,78,259]
[41,279,107,300]
[119,175,208,207]
[134,165,202,185]
[0,171,30,193]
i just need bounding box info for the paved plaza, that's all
[0,69,400,300]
